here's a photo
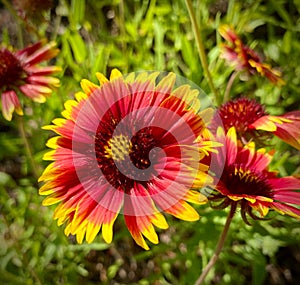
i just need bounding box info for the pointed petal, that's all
[80,79,99,96]
[1,90,23,120]
[100,190,123,243]
[137,216,159,244]
[110,69,123,81]
[95,72,109,85]
[272,202,300,219]
[102,214,118,244]
[150,212,168,229]
[273,190,300,205]
[86,221,101,243]
[250,202,270,217]
[228,195,243,201]
[164,200,200,221]
[226,127,238,165]
[27,75,60,88]
[124,215,150,250]
[185,190,208,205]
[156,72,176,94]
[24,41,59,66]
[19,84,52,102]
[250,115,277,131]
[76,222,88,244]
[25,66,62,75]
[16,40,46,57]
[269,177,300,190]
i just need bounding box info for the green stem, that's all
[194,204,236,285]
[185,0,221,106]
[118,0,128,73]
[119,0,126,49]
[51,13,62,42]
[2,0,24,48]
[17,115,40,180]
[223,71,239,104]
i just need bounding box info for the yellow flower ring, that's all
[39,69,223,249]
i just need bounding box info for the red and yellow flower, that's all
[209,127,300,223]
[219,24,284,85]
[0,40,61,121]
[39,69,218,250]
[217,97,300,149]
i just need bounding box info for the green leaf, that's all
[67,243,110,252]
[71,0,85,26]
[68,32,87,64]
[107,259,123,279]
[153,20,165,70]
[283,30,292,54]
[91,44,109,78]
[252,252,267,285]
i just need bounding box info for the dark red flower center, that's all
[94,107,175,193]
[218,97,267,134]
[130,127,158,170]
[222,163,273,198]
[0,49,24,89]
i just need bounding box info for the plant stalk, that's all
[185,0,221,106]
[17,115,40,179]
[223,71,239,104]
[2,0,24,48]
[194,204,236,285]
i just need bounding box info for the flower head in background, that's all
[39,69,219,250]
[0,40,61,121]
[12,0,54,23]
[219,24,285,85]
[209,127,300,224]
[217,97,300,149]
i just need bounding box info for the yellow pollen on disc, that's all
[104,135,132,161]
[234,167,260,183]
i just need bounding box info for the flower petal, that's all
[23,41,59,66]
[272,202,300,219]
[226,127,238,165]
[1,90,23,120]
[164,200,200,221]
[269,177,300,190]
[80,79,100,96]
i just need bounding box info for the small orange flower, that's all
[209,127,300,224]
[0,40,61,121]
[219,24,285,85]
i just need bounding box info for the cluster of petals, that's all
[216,97,300,150]
[219,24,285,85]
[0,40,61,121]
[250,110,300,150]
[39,69,219,249]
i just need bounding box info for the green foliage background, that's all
[0,0,300,284]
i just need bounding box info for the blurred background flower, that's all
[219,24,285,85]
[12,0,54,25]
[215,97,300,149]
[0,40,61,120]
